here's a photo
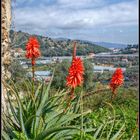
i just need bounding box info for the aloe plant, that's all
[2,78,84,140]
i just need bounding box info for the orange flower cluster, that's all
[110,68,124,94]
[66,42,84,89]
[25,37,41,65]
[66,57,84,88]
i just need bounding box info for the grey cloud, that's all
[14,1,138,30]
[13,0,138,43]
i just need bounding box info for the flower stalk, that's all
[80,90,84,138]
[64,41,84,112]
[25,36,41,95]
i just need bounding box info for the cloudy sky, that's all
[12,0,138,44]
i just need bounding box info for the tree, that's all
[9,60,27,83]
[52,60,70,89]
[83,59,94,91]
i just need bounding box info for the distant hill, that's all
[53,37,70,41]
[93,42,127,49]
[10,30,111,57]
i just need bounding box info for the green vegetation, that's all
[52,60,70,89]
[85,86,138,139]
[83,60,94,91]
[2,79,84,139]
[124,66,139,87]
[3,76,138,139]
[3,32,139,139]
[9,60,27,82]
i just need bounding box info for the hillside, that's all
[10,30,111,57]
[93,42,127,49]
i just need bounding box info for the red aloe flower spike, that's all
[64,42,84,113]
[25,36,41,82]
[25,36,41,66]
[66,57,84,88]
[66,42,84,97]
[110,68,124,97]
[66,41,84,89]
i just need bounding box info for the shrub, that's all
[9,59,27,82]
